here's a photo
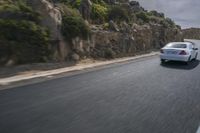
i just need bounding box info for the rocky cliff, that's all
[70,23,182,60]
[0,0,184,65]
[182,28,200,40]
[56,0,183,60]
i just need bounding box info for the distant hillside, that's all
[182,28,200,40]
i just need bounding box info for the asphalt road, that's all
[0,40,200,133]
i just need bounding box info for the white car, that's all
[160,42,198,64]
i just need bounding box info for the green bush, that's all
[165,17,175,27]
[91,0,107,6]
[53,0,82,9]
[73,0,82,8]
[108,6,129,22]
[0,0,41,23]
[58,4,81,17]
[160,18,175,28]
[136,11,149,23]
[104,48,116,59]
[176,25,181,29]
[148,10,164,18]
[0,3,19,12]
[61,16,90,41]
[103,22,109,30]
[91,3,108,23]
[148,16,162,24]
[160,19,168,28]
[0,19,50,64]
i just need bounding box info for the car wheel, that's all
[194,53,198,60]
[186,56,191,65]
[161,59,165,63]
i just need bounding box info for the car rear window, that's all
[166,43,187,48]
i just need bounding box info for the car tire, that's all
[161,59,165,64]
[194,53,198,60]
[186,56,191,65]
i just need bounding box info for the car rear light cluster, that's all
[179,50,187,55]
[160,49,164,53]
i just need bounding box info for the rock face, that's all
[182,28,200,40]
[70,22,183,59]
[27,0,70,61]
[27,0,62,40]
[26,0,183,61]
[150,24,183,48]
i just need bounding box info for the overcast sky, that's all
[136,0,200,29]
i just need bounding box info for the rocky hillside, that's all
[0,0,183,66]
[182,28,200,40]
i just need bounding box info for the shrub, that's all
[91,0,107,6]
[160,19,169,28]
[148,10,164,18]
[54,0,82,9]
[70,0,82,9]
[0,3,19,12]
[91,3,108,23]
[108,6,129,22]
[160,18,175,28]
[61,16,90,41]
[148,16,162,24]
[104,48,116,59]
[165,17,175,27]
[0,19,50,64]
[176,25,181,29]
[58,4,81,17]
[136,11,149,23]
[103,22,109,30]
[0,0,41,23]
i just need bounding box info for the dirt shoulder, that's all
[0,52,158,86]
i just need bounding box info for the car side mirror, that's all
[193,48,198,50]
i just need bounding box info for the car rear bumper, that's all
[160,54,190,62]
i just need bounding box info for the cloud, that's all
[136,0,200,28]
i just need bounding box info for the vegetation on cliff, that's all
[0,0,51,65]
[0,20,50,64]
[0,0,183,65]
[61,16,90,41]
[182,28,200,40]
[52,0,180,45]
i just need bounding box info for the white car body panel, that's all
[160,42,198,62]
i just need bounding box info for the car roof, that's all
[167,42,193,46]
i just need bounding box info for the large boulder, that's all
[27,0,62,40]
[27,0,70,61]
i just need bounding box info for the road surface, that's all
[0,40,200,133]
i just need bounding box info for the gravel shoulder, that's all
[0,52,158,86]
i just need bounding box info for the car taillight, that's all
[179,50,187,55]
[160,49,164,53]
